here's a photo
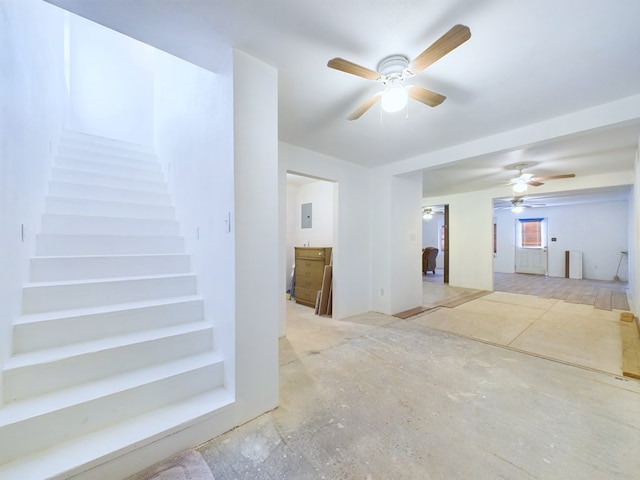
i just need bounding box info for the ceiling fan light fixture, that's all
[381,83,408,113]
[422,207,433,220]
[512,181,528,194]
[510,197,524,213]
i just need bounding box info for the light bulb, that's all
[511,206,524,213]
[512,182,528,194]
[381,84,408,113]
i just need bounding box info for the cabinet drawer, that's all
[295,275,321,289]
[295,260,325,278]
[295,286,318,306]
[295,247,329,261]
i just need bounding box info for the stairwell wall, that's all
[0,0,67,402]
[66,13,155,146]
[153,46,236,394]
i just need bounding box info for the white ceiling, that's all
[46,0,640,202]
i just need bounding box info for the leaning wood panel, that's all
[318,265,332,316]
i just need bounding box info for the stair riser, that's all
[14,298,204,353]
[59,132,155,156]
[41,214,179,236]
[30,254,190,282]
[56,145,159,166]
[44,197,175,220]
[5,325,213,402]
[23,275,197,313]
[48,182,173,206]
[51,168,167,193]
[55,156,164,181]
[0,361,223,465]
[36,235,185,256]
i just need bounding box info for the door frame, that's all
[444,204,449,284]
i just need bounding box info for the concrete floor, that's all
[198,295,640,479]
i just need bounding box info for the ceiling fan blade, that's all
[407,86,446,107]
[410,24,471,73]
[327,57,380,81]
[347,95,381,121]
[526,181,544,187]
[530,173,576,181]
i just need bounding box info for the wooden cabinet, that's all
[294,247,332,307]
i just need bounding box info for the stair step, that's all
[56,144,159,167]
[0,387,232,480]
[35,233,185,256]
[48,181,173,206]
[41,213,179,236]
[45,196,175,220]
[51,167,168,193]
[54,155,165,181]
[13,295,204,353]
[59,130,156,157]
[4,321,213,402]
[29,253,190,282]
[0,353,226,466]
[23,273,197,313]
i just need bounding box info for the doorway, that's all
[285,172,336,318]
[422,203,449,283]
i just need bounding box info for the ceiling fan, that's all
[422,207,443,219]
[495,197,546,212]
[508,163,576,194]
[327,24,471,120]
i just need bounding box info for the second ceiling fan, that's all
[508,163,576,194]
[327,24,471,120]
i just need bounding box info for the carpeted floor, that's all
[126,450,214,480]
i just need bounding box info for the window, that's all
[440,225,446,252]
[519,218,544,248]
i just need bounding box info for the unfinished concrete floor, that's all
[198,297,640,479]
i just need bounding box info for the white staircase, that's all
[0,131,232,479]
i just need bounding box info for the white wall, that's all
[294,180,334,248]
[0,0,67,403]
[369,170,424,315]
[153,47,235,391]
[66,14,154,145]
[494,200,629,281]
[232,50,279,423]
[280,143,371,321]
[389,173,423,313]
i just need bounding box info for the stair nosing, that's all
[51,167,167,186]
[6,320,213,370]
[48,180,172,198]
[44,195,175,211]
[41,212,178,224]
[31,252,189,261]
[60,131,155,150]
[55,153,160,167]
[23,272,196,289]
[14,294,204,325]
